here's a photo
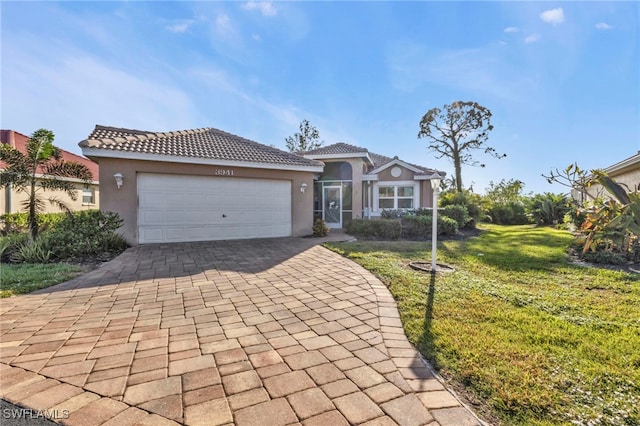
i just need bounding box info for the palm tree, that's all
[0,129,92,239]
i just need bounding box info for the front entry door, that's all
[323,186,342,228]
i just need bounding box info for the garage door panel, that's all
[138,173,292,244]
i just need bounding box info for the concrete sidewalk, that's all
[0,236,483,425]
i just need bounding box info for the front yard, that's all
[327,224,640,425]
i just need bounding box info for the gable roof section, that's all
[304,142,443,178]
[80,125,324,172]
[1,129,99,182]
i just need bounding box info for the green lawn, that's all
[0,263,85,298]
[327,224,640,425]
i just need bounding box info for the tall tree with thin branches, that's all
[418,101,505,193]
[0,129,92,239]
[285,119,324,153]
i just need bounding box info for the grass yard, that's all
[0,263,85,298]
[327,224,640,425]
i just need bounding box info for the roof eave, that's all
[80,148,325,173]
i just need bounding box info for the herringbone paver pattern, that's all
[0,235,483,425]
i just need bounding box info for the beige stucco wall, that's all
[95,158,316,245]
[373,166,435,210]
[580,167,640,202]
[0,180,99,214]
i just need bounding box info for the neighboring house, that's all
[573,151,640,203]
[303,143,444,228]
[1,129,100,214]
[79,125,444,245]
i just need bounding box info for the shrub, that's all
[13,237,53,263]
[346,219,402,240]
[401,215,458,239]
[44,210,128,261]
[442,205,472,228]
[488,202,530,225]
[0,233,30,263]
[527,193,570,226]
[312,218,329,237]
[1,212,65,235]
[439,190,484,220]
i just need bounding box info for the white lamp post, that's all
[430,174,441,272]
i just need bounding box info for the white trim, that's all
[82,148,324,173]
[362,174,379,181]
[604,152,640,175]
[322,185,343,228]
[32,172,99,185]
[368,158,424,175]
[372,181,420,212]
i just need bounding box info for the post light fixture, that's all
[113,173,124,189]
[300,182,308,193]
[430,174,441,272]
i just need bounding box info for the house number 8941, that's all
[214,169,234,176]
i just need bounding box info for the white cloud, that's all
[524,33,541,44]
[166,19,195,33]
[504,26,519,33]
[215,14,235,37]
[595,22,613,30]
[242,1,277,17]
[540,8,564,25]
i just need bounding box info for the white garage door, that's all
[137,173,292,244]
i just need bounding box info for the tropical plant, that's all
[418,101,505,192]
[580,172,640,261]
[527,193,570,226]
[0,129,92,239]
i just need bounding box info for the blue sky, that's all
[2,1,638,194]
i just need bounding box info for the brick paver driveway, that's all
[1,236,482,426]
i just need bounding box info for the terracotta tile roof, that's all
[80,125,323,169]
[1,130,99,181]
[304,142,440,175]
[304,142,369,156]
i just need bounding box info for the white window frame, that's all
[373,181,419,212]
[82,187,95,205]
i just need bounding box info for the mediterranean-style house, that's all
[573,151,640,202]
[1,129,100,214]
[79,125,444,245]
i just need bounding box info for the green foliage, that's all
[346,219,402,240]
[0,233,29,263]
[13,237,53,263]
[578,171,640,262]
[418,101,504,192]
[441,205,472,228]
[484,178,527,204]
[439,190,484,220]
[1,212,66,234]
[43,210,128,261]
[400,215,458,239]
[312,218,330,237]
[527,193,570,226]
[0,128,92,239]
[285,119,324,152]
[327,225,640,425]
[487,201,529,225]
